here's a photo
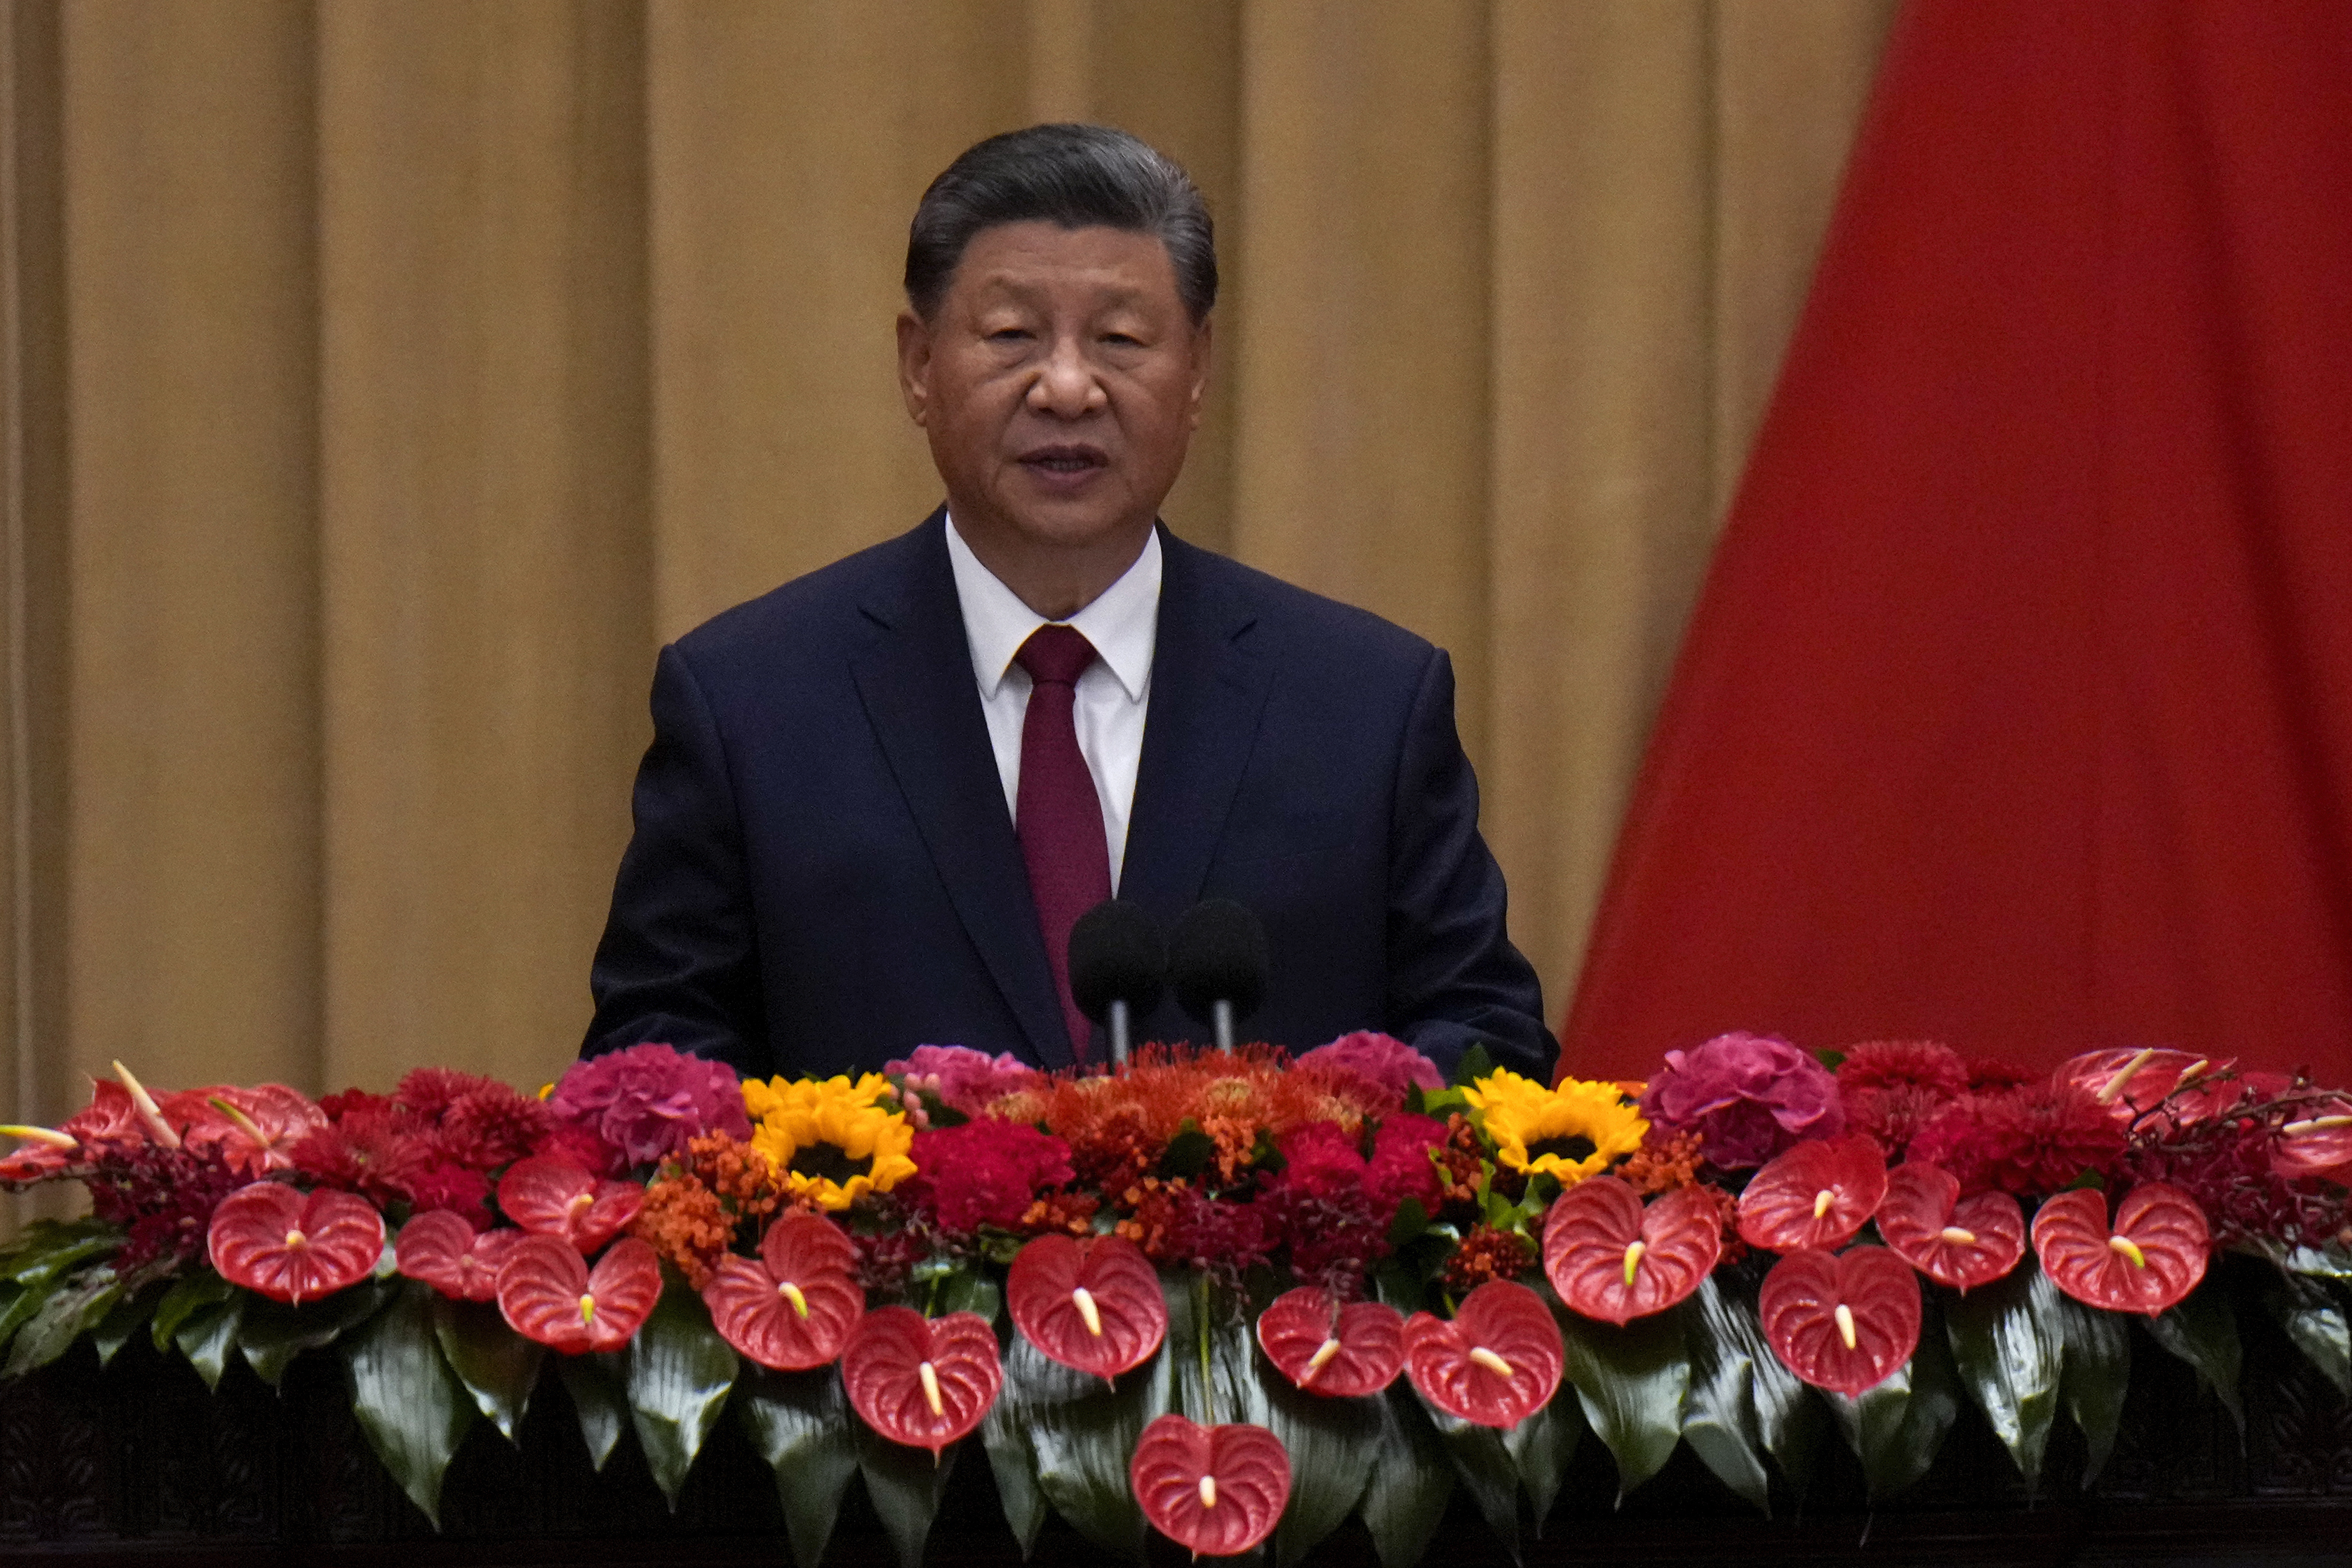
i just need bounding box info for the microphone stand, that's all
[1108,999,1132,1067]
[1212,999,1234,1054]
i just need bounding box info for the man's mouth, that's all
[1019,445,1110,476]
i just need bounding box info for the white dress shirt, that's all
[944,514,1160,890]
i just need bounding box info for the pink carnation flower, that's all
[546,1043,751,1170]
[1639,1032,1844,1170]
[1295,1032,1445,1107]
[883,1045,1045,1116]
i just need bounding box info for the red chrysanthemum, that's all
[904,1118,1075,1234]
[404,1162,494,1228]
[1365,1114,1447,1216]
[1836,1041,1969,1099]
[1966,1059,2038,1093]
[1906,1083,2126,1197]
[288,1105,432,1209]
[431,1087,557,1171]
[1843,1084,1950,1162]
[1271,1122,1366,1202]
[395,1067,507,1123]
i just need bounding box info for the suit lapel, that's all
[1120,529,1279,923]
[849,515,1073,1067]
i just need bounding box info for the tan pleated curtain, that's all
[0,0,1894,1219]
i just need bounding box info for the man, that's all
[581,124,1554,1081]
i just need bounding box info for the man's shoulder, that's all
[1165,530,1438,675]
[668,516,941,677]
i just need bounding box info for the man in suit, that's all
[582,125,1555,1082]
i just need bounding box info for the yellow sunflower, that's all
[740,1071,917,1211]
[1463,1067,1648,1185]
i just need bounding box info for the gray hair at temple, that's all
[903,123,1218,325]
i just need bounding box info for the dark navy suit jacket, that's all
[581,513,1556,1080]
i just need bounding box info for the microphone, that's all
[1168,899,1270,1052]
[1068,899,1167,1066]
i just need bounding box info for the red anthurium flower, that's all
[1542,1177,1721,1325]
[1736,1136,1889,1254]
[702,1210,865,1369]
[395,1210,525,1303]
[176,1084,329,1177]
[1874,1163,2024,1290]
[2273,1096,2352,1181]
[2053,1048,2225,1123]
[841,1307,1002,1456]
[1758,1246,1921,1395]
[496,1234,661,1353]
[1130,1413,1292,1558]
[1401,1279,1563,1429]
[207,1182,386,1305]
[1255,1287,1404,1397]
[495,1153,644,1252]
[2031,1183,2209,1315]
[1007,1233,1167,1381]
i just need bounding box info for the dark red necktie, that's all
[1014,625,1113,1059]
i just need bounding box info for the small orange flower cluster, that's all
[1430,1114,1487,1216]
[1113,1176,1190,1259]
[633,1176,734,1289]
[1619,1128,1707,1194]
[1017,1189,1101,1236]
[683,1131,784,1223]
[1442,1224,1536,1291]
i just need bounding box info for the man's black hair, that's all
[905,124,1216,324]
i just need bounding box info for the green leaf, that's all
[1450,1043,1497,1090]
[556,1352,630,1472]
[980,1374,1052,1560]
[1358,1383,1454,1568]
[1678,1276,1774,1514]
[1257,1351,1383,1567]
[999,1327,1162,1560]
[1386,1197,1431,1250]
[622,1281,740,1507]
[738,1366,861,1568]
[2284,1242,2352,1280]
[936,1269,1001,1325]
[343,1279,477,1527]
[1412,1395,1520,1564]
[151,1270,234,1350]
[0,1270,63,1358]
[0,1218,117,1284]
[857,1425,960,1568]
[2266,1281,2352,1396]
[175,1293,248,1392]
[90,1285,159,1368]
[1160,1126,1217,1180]
[2143,1281,2242,1432]
[2051,1289,2131,1484]
[1502,1379,1583,1533]
[431,1296,544,1443]
[238,1281,392,1389]
[1825,1299,1959,1501]
[1942,1263,2062,1491]
[1556,1306,1689,1498]
[4,1266,121,1376]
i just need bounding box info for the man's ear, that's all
[1186,315,1213,430]
[896,309,933,426]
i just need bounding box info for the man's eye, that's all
[988,328,1032,342]
[1100,333,1142,347]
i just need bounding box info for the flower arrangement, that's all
[5,1032,2351,1564]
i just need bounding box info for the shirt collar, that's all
[944,512,1160,702]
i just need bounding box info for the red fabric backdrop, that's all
[1562,0,2352,1082]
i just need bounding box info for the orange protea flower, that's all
[1018,1044,1359,1194]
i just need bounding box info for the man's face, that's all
[898,221,1210,568]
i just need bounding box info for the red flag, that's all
[1564,0,2352,1082]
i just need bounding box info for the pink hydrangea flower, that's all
[1295,1032,1445,1106]
[546,1043,752,1169]
[1639,1032,1844,1170]
[882,1045,1045,1116]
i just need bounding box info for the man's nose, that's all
[1028,336,1103,417]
